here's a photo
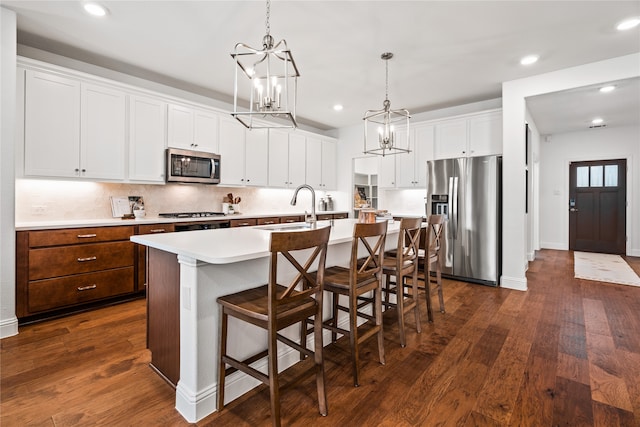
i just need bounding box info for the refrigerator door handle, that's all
[449,176,458,239]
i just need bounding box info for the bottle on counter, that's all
[318,198,326,211]
[326,195,334,211]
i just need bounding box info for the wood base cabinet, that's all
[16,225,140,322]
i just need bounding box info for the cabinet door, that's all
[288,133,306,188]
[414,124,434,187]
[268,129,290,188]
[24,70,80,178]
[321,140,337,190]
[434,119,467,159]
[245,129,268,186]
[167,104,194,150]
[81,83,126,180]
[193,109,218,153]
[305,137,322,189]
[129,95,167,183]
[378,154,396,188]
[468,111,502,156]
[218,117,246,185]
[395,128,416,188]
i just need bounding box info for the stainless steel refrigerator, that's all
[426,155,501,286]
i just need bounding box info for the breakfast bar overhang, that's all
[131,219,400,422]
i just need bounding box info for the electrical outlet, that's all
[31,205,47,215]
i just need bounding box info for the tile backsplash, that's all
[16,179,344,222]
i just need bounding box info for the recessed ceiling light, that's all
[333,104,343,111]
[616,17,640,31]
[520,55,539,66]
[83,2,109,17]
[599,85,616,93]
[591,118,604,125]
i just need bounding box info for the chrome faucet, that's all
[290,184,316,223]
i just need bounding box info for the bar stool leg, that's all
[314,303,328,416]
[349,291,360,387]
[396,273,407,347]
[268,325,281,427]
[424,260,435,322]
[375,284,385,365]
[411,267,421,333]
[331,293,339,342]
[217,308,228,411]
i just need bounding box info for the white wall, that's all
[1,7,18,338]
[538,125,639,255]
[502,53,640,291]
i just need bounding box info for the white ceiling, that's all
[2,1,639,133]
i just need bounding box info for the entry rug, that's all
[574,251,640,287]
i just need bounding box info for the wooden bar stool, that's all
[319,221,387,387]
[217,226,331,427]
[382,217,422,347]
[418,214,445,322]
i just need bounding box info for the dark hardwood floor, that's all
[2,249,640,426]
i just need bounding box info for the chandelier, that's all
[231,0,300,129]
[363,52,411,156]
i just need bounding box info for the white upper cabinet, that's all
[468,110,502,157]
[268,130,305,188]
[320,139,337,190]
[434,109,502,160]
[129,95,167,183]
[168,103,218,153]
[378,154,396,188]
[23,70,126,180]
[396,124,434,188]
[218,117,246,185]
[244,128,269,187]
[80,83,126,180]
[24,70,81,178]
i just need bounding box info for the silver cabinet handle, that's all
[149,229,167,233]
[77,284,97,291]
[77,234,97,238]
[263,221,275,225]
[77,256,97,262]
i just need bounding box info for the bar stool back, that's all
[217,226,331,427]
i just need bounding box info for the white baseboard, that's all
[627,249,640,257]
[527,251,535,262]
[500,275,527,291]
[540,242,567,250]
[0,316,18,339]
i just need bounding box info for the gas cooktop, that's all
[159,212,226,218]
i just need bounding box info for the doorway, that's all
[569,159,626,254]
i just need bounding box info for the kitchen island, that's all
[130,218,400,423]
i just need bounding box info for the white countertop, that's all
[15,211,347,231]
[130,218,399,265]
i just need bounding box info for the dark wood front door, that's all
[569,159,626,254]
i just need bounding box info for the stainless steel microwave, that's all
[166,148,220,184]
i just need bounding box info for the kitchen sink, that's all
[255,223,314,232]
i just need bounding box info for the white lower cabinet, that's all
[129,95,167,183]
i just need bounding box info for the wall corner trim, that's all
[0,317,19,339]
[500,275,528,291]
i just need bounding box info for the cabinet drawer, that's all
[27,267,135,312]
[29,241,134,280]
[230,218,257,227]
[280,215,303,224]
[138,224,175,235]
[316,214,333,221]
[29,226,135,248]
[333,213,348,219]
[256,217,280,225]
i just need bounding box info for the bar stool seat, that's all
[217,226,331,427]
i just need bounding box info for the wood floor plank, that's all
[2,249,639,426]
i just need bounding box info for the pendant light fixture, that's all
[231,0,300,129]
[363,52,411,156]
